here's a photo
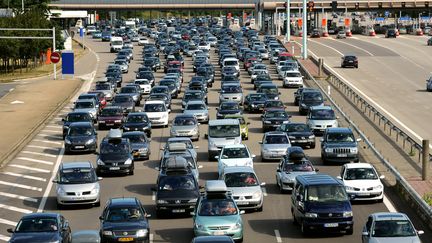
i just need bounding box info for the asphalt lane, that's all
[307,34,432,140]
[25,35,400,243]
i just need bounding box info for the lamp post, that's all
[302,0,307,59]
[286,0,290,42]
[22,0,24,11]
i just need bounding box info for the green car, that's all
[225,115,249,140]
[192,180,244,242]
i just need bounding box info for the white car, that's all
[134,79,151,94]
[337,163,385,202]
[138,37,149,46]
[143,100,170,127]
[198,42,211,51]
[216,144,255,177]
[283,70,304,88]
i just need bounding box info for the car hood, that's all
[219,158,253,167]
[66,135,95,143]
[305,200,351,213]
[262,144,290,152]
[146,112,166,118]
[196,215,240,226]
[308,120,337,127]
[102,221,148,231]
[124,122,149,128]
[130,143,149,151]
[58,182,99,192]
[228,186,261,197]
[157,189,199,201]
[218,109,241,114]
[280,171,317,181]
[367,237,421,243]
[287,131,312,137]
[250,100,266,105]
[220,93,242,98]
[171,125,197,132]
[10,232,60,243]
[265,117,289,122]
[99,154,129,163]
[184,110,208,115]
[343,179,381,188]
[73,108,94,114]
[99,116,123,121]
[211,137,241,146]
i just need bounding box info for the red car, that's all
[97,106,125,130]
[87,91,107,109]
[244,57,258,70]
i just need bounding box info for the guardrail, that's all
[296,53,432,230]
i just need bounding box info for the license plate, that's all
[337,154,348,157]
[357,192,370,196]
[349,61,353,63]
[72,197,84,201]
[172,209,185,213]
[324,223,339,228]
[118,238,134,242]
[298,140,307,143]
[106,123,114,126]
[109,167,120,170]
[236,201,249,205]
[75,146,85,149]
[213,231,225,236]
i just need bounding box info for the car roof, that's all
[296,174,342,186]
[109,197,139,206]
[76,99,95,103]
[21,212,59,219]
[167,137,193,142]
[371,212,409,221]
[310,105,332,111]
[223,144,247,149]
[205,180,228,193]
[265,131,287,136]
[145,100,165,104]
[174,114,196,119]
[208,119,239,126]
[325,127,353,133]
[61,161,92,170]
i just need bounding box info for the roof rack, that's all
[168,142,187,152]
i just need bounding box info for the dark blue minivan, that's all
[291,174,354,235]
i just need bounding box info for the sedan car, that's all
[123,131,151,160]
[217,144,255,177]
[341,54,358,68]
[73,99,98,121]
[62,111,93,139]
[8,213,72,243]
[216,101,242,119]
[244,93,268,113]
[64,122,97,154]
[112,94,135,114]
[97,106,125,130]
[276,122,316,148]
[123,112,151,137]
[260,131,291,161]
[261,109,290,132]
[170,114,200,141]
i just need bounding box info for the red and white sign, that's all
[50,52,61,64]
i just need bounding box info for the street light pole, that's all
[302,0,307,59]
[286,0,290,42]
[22,0,24,11]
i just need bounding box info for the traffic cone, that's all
[416,29,423,36]
[322,32,329,37]
[369,30,376,36]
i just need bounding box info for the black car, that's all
[106,72,123,87]
[385,29,397,38]
[311,29,321,38]
[123,131,151,160]
[293,87,315,106]
[159,80,179,98]
[154,157,200,217]
[64,122,97,154]
[99,197,150,243]
[123,112,151,137]
[257,83,280,100]
[97,130,134,175]
[112,94,135,114]
[143,58,158,71]
[276,122,316,148]
[298,89,324,115]
[62,111,93,139]
[196,67,214,87]
[261,109,291,132]
[216,101,242,119]
[8,213,71,243]
[244,93,268,112]
[341,55,358,68]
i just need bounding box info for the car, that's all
[207,119,242,160]
[276,122,316,148]
[147,93,171,110]
[219,84,243,105]
[53,161,101,208]
[150,85,171,97]
[243,93,268,112]
[426,75,432,91]
[64,122,98,154]
[221,66,240,78]
[216,101,242,119]
[170,114,200,141]
[263,100,285,112]
[294,87,315,106]
[7,213,72,243]
[182,90,207,108]
[320,127,361,164]
[192,180,244,242]
[224,115,249,140]
[336,30,347,39]
[94,81,115,101]
[385,28,397,38]
[123,131,151,160]
[261,109,291,132]
[159,79,179,98]
[161,137,198,162]
[73,99,98,121]
[306,105,338,135]
[138,37,149,45]
[283,70,303,88]
[219,166,264,211]
[62,111,93,139]
[298,89,324,115]
[260,131,291,161]
[257,83,280,100]
[428,37,432,46]
[182,100,209,124]
[361,212,424,243]
[119,86,141,105]
[216,144,255,177]
[96,129,134,175]
[111,94,135,114]
[134,79,152,94]
[341,54,358,68]
[123,112,151,137]
[114,59,129,73]
[143,100,170,127]
[338,163,385,202]
[98,106,125,130]
[275,146,318,192]
[154,156,200,217]
[77,93,103,112]
[99,197,151,243]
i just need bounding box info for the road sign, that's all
[50,52,61,64]
[62,51,74,75]
[79,27,84,37]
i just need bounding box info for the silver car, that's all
[170,114,200,141]
[114,59,129,73]
[260,131,291,161]
[73,99,98,121]
[161,137,198,162]
[306,105,338,134]
[219,84,243,105]
[220,166,264,211]
[183,100,209,123]
[53,161,101,208]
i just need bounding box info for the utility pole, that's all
[302,0,307,59]
[22,0,24,11]
[286,0,290,42]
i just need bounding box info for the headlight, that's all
[264,121,271,124]
[252,191,262,199]
[288,136,295,139]
[97,158,104,165]
[91,187,100,194]
[305,213,318,218]
[85,138,95,145]
[194,223,205,230]
[157,200,168,204]
[63,125,69,130]
[324,148,333,153]
[57,187,66,196]
[351,147,358,153]
[98,120,105,123]
[345,186,354,191]
[343,211,353,217]
[162,114,168,119]
[282,121,289,124]
[308,135,315,139]
[139,148,148,152]
[232,221,242,230]
[373,185,383,190]
[64,138,71,144]
[136,229,148,237]
[124,158,133,165]
[188,198,198,203]
[103,230,113,236]
[114,120,122,123]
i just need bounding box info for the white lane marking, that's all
[38,134,61,139]
[262,187,268,196]
[26,145,59,152]
[10,100,24,105]
[0,192,38,203]
[21,151,56,158]
[152,191,156,201]
[149,233,153,243]
[46,125,61,129]
[308,39,344,56]
[9,164,50,173]
[41,129,61,133]
[0,218,17,226]
[33,139,62,145]
[37,147,64,213]
[53,117,62,120]
[198,165,203,169]
[1,171,46,182]
[331,38,374,56]
[0,180,42,191]
[16,157,54,165]
[0,234,10,242]
[0,203,32,214]
[9,88,14,92]
[274,229,282,243]
[383,195,397,213]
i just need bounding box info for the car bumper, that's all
[261,151,286,160]
[57,194,99,205]
[234,199,263,210]
[290,138,315,146]
[283,81,304,88]
[97,164,133,174]
[347,191,383,201]
[64,143,96,152]
[194,228,242,240]
[302,219,353,233]
[101,235,149,243]
[148,118,168,127]
[156,203,195,214]
[133,150,150,160]
[98,121,122,128]
[280,181,295,191]
[322,154,359,163]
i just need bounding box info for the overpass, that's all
[49,0,431,10]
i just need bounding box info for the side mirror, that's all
[7,228,14,233]
[190,212,196,216]
[98,177,103,181]
[417,230,424,235]
[52,179,58,183]
[379,175,385,179]
[61,118,65,122]
[260,182,266,186]
[62,221,70,231]
[356,138,362,142]
[361,231,369,236]
[336,176,342,180]
[145,214,152,218]
[99,216,104,220]
[315,168,320,172]
[239,210,245,215]
[94,151,99,155]
[277,168,281,172]
[167,109,171,113]
[204,134,208,139]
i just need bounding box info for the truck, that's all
[110,36,123,53]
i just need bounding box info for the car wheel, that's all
[256,204,263,212]
[56,202,64,210]
[236,237,243,243]
[292,213,299,225]
[346,227,353,235]
[377,197,384,203]
[310,143,316,149]
[321,156,327,165]
[129,169,134,176]
[355,65,359,68]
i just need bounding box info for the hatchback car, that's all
[64,122,97,154]
[216,101,242,119]
[123,112,151,138]
[143,100,170,127]
[276,122,316,148]
[98,106,125,130]
[219,84,243,105]
[261,109,290,132]
[123,131,151,160]
[73,99,98,121]
[183,100,209,123]
[217,144,255,177]
[112,94,135,114]
[53,161,101,208]
[62,112,93,139]
[341,54,358,68]
[257,83,280,100]
[260,131,291,161]
[307,105,338,135]
[170,114,200,141]
[244,93,268,113]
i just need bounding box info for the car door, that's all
[276,158,285,186]
[59,215,71,243]
[362,216,373,243]
[293,184,305,221]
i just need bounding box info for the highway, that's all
[0,34,430,243]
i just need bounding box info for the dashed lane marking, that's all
[41,129,61,133]
[0,203,33,214]
[21,151,56,158]
[0,218,17,226]
[33,139,62,145]
[0,234,10,242]
[16,157,54,165]
[9,164,50,173]
[0,180,42,191]
[26,145,59,152]
[274,229,282,243]
[38,134,61,140]
[0,192,38,203]
[1,171,46,182]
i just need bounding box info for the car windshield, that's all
[135,80,149,85]
[220,103,239,110]
[106,207,145,222]
[95,84,111,90]
[186,103,206,110]
[249,94,267,101]
[121,87,136,93]
[265,135,289,144]
[185,93,203,100]
[261,87,278,94]
[266,111,288,118]
[221,86,241,93]
[303,92,323,101]
[209,124,240,138]
[372,220,416,237]
[283,123,309,132]
[199,199,238,216]
[101,108,122,117]
[285,72,301,77]
[158,176,196,191]
[225,172,259,187]
[127,115,147,123]
[326,133,355,143]
[68,126,93,136]
[306,185,348,202]
[66,114,91,122]
[266,101,283,107]
[123,134,146,143]
[225,61,238,66]
[174,117,196,126]
[152,87,168,93]
[345,56,357,61]
[114,96,132,103]
[15,218,58,232]
[221,147,249,159]
[310,109,335,120]
[59,168,97,184]
[283,161,314,172]
[75,102,94,109]
[101,142,128,155]
[144,103,166,112]
[344,168,378,180]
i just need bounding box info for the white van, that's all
[222,58,240,72]
[206,119,242,160]
[110,36,123,53]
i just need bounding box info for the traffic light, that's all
[331,1,338,12]
[308,1,314,11]
[355,2,360,9]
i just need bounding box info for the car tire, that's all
[56,202,64,210]
[301,222,310,235]
[355,65,359,68]
[377,197,384,203]
[310,143,316,149]
[346,228,353,235]
[236,237,243,243]
[129,170,134,176]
